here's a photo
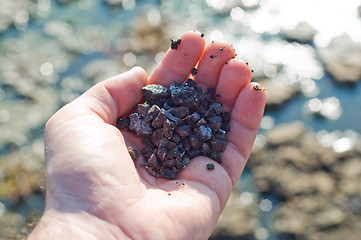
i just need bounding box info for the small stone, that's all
[171,133,182,144]
[207,116,222,130]
[191,68,198,76]
[116,116,130,129]
[207,163,215,170]
[210,102,223,115]
[207,88,216,96]
[183,137,191,150]
[204,108,215,117]
[171,38,182,50]
[151,128,163,146]
[162,109,180,123]
[197,125,213,141]
[159,137,170,148]
[145,165,158,177]
[163,119,176,139]
[137,103,150,117]
[184,78,197,87]
[160,167,177,179]
[140,146,153,160]
[202,143,211,156]
[152,110,168,128]
[157,148,168,162]
[129,113,153,136]
[170,106,189,118]
[144,105,161,122]
[221,112,231,123]
[196,118,207,127]
[214,129,227,141]
[211,138,227,152]
[148,153,161,171]
[188,149,201,158]
[168,141,177,149]
[142,84,170,103]
[163,159,176,168]
[169,147,185,160]
[183,112,201,125]
[210,151,222,163]
[128,146,140,161]
[190,133,203,149]
[170,84,199,108]
[182,157,191,165]
[175,125,191,137]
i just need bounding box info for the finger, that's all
[149,31,205,86]
[215,59,252,112]
[222,82,266,185]
[194,41,236,89]
[177,156,233,210]
[77,66,148,124]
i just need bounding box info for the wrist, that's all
[28,209,130,240]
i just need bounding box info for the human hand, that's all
[28,31,266,240]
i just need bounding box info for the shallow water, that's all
[1,0,361,238]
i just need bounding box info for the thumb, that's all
[77,66,148,124]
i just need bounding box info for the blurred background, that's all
[0,0,361,239]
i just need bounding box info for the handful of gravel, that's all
[116,78,230,179]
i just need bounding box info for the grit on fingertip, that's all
[252,82,265,91]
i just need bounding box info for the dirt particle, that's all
[219,47,224,51]
[210,55,214,58]
[191,68,198,76]
[128,147,140,161]
[207,163,215,170]
[171,38,182,50]
[253,83,265,91]
[201,33,204,37]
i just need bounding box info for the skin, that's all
[28,31,266,240]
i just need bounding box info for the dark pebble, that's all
[163,119,176,139]
[171,38,182,50]
[196,118,207,127]
[142,84,169,103]
[128,146,140,161]
[170,106,189,118]
[176,124,191,137]
[137,103,150,117]
[129,113,152,136]
[202,143,211,156]
[144,105,161,122]
[197,125,213,141]
[160,167,177,179]
[190,133,203,149]
[207,116,222,130]
[191,68,198,76]
[207,163,215,170]
[116,116,130,129]
[211,138,227,152]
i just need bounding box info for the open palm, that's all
[29,31,266,240]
